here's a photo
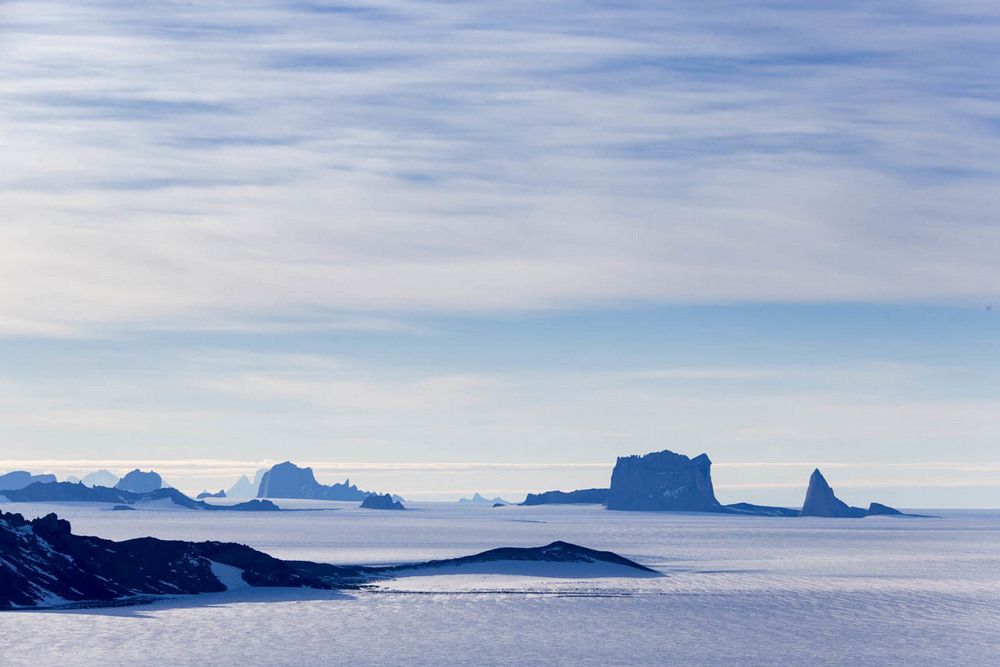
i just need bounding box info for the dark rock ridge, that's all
[0,511,655,609]
[256,462,371,501]
[0,510,369,609]
[724,502,800,517]
[0,471,57,491]
[0,482,279,511]
[800,469,923,518]
[606,451,723,512]
[521,488,610,505]
[384,541,657,574]
[197,489,227,499]
[115,469,163,494]
[360,493,406,510]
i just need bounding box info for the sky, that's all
[0,1,998,505]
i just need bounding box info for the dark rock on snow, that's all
[0,510,654,609]
[521,488,610,505]
[360,493,405,510]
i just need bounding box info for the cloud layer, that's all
[2,1,999,334]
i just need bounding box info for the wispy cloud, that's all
[1,1,999,335]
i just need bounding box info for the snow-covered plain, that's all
[1,501,998,666]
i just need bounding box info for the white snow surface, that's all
[208,561,249,591]
[1,501,998,666]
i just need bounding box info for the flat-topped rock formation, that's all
[0,482,279,512]
[606,450,723,512]
[360,493,406,510]
[197,489,227,499]
[115,469,163,494]
[0,510,655,609]
[256,461,371,501]
[521,488,609,505]
[0,471,56,491]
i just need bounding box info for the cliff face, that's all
[256,461,371,500]
[799,469,868,517]
[606,450,723,512]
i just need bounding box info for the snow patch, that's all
[209,561,249,591]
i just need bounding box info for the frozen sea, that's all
[2,501,998,666]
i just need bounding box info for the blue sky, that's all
[1,1,998,505]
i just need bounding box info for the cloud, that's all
[1,1,999,335]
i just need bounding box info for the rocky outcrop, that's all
[0,471,57,491]
[606,450,723,512]
[384,541,657,574]
[799,469,921,518]
[256,462,371,501]
[0,510,655,609]
[197,489,227,499]
[115,469,163,494]
[521,488,609,505]
[0,510,369,609]
[360,493,405,510]
[725,502,800,517]
[799,469,868,517]
[0,482,280,511]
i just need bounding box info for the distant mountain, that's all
[606,450,723,512]
[799,469,928,518]
[521,488,609,505]
[256,461,371,501]
[81,469,119,488]
[360,493,405,510]
[0,509,655,609]
[226,474,258,499]
[0,471,57,491]
[459,492,510,505]
[196,489,227,499]
[0,482,279,512]
[115,469,163,494]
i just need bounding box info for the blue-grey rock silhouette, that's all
[0,471,56,491]
[197,489,227,499]
[800,469,927,517]
[0,509,655,609]
[360,493,406,510]
[459,492,510,505]
[606,450,723,512]
[521,488,610,505]
[0,482,280,511]
[115,469,163,494]
[256,461,371,500]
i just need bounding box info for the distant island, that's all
[0,509,655,609]
[0,482,280,512]
[360,493,406,510]
[256,461,373,501]
[521,448,923,518]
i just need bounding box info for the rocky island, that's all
[0,509,656,609]
[256,461,372,501]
